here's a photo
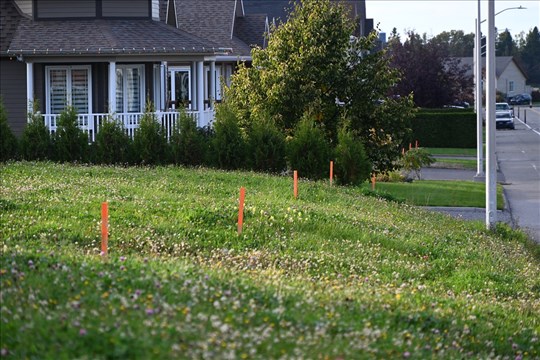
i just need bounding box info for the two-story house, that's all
[1,0,235,138]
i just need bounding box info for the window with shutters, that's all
[46,66,91,114]
[116,65,145,113]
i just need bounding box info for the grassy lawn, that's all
[432,158,478,170]
[424,147,477,156]
[1,162,538,359]
[367,180,504,209]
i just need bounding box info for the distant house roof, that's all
[243,0,368,36]
[0,0,25,55]
[457,56,528,79]
[7,18,219,57]
[243,0,291,25]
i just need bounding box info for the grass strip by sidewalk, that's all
[431,158,478,169]
[425,147,477,156]
[367,180,504,209]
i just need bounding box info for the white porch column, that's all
[209,61,216,109]
[160,62,166,111]
[108,61,116,113]
[191,61,197,110]
[196,61,205,126]
[26,62,34,116]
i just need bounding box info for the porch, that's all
[43,109,215,142]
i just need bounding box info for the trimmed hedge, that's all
[410,109,476,148]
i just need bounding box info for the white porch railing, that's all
[43,110,215,142]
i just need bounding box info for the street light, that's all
[474,5,526,183]
[473,2,526,229]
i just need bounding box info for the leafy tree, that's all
[431,30,475,57]
[399,147,434,180]
[53,106,88,162]
[388,31,473,108]
[0,97,18,161]
[518,27,540,85]
[225,0,414,173]
[20,100,52,160]
[496,29,517,56]
[226,0,352,139]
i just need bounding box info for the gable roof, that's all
[7,18,220,57]
[457,56,528,79]
[0,0,25,55]
[234,13,268,48]
[174,0,253,56]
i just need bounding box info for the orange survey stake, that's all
[101,202,108,256]
[330,161,334,186]
[237,187,246,235]
[293,170,298,199]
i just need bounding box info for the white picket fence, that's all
[43,110,215,142]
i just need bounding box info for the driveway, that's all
[497,106,540,243]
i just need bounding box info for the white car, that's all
[496,102,514,117]
[495,111,515,129]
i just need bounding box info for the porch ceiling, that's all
[7,18,224,57]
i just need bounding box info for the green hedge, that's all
[410,109,476,148]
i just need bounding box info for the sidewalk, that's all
[419,167,513,226]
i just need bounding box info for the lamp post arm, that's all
[480,6,526,24]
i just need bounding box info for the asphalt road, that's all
[497,105,540,243]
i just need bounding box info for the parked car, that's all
[496,102,514,117]
[444,101,470,109]
[509,94,532,105]
[495,111,515,129]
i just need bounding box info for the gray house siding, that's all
[102,0,149,17]
[36,0,96,19]
[0,58,27,137]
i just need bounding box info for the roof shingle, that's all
[7,18,221,56]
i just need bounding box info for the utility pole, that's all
[486,0,497,229]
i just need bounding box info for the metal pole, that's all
[475,5,484,180]
[486,0,497,229]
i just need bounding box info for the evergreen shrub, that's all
[95,116,132,164]
[0,97,18,161]
[132,101,168,165]
[247,114,286,173]
[212,103,246,170]
[287,114,331,180]
[334,127,371,185]
[20,101,52,161]
[53,106,88,162]
[170,109,206,166]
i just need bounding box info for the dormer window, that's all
[34,0,151,20]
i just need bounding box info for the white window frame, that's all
[508,80,515,93]
[168,66,191,109]
[116,64,145,114]
[45,65,92,115]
